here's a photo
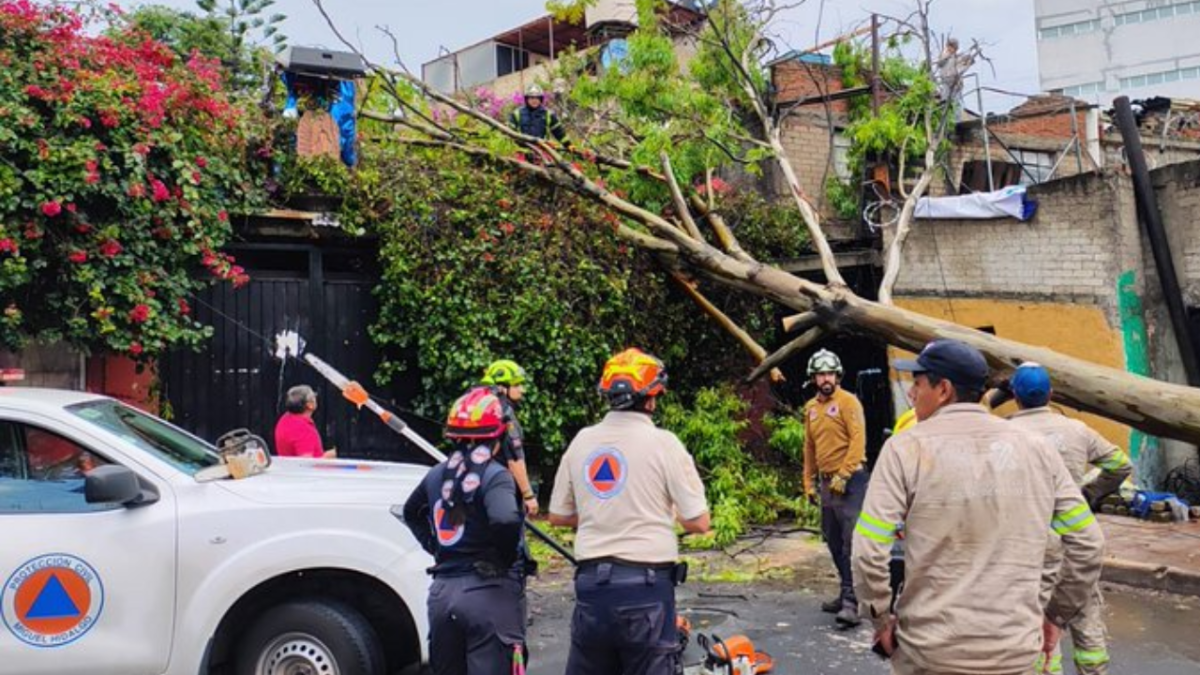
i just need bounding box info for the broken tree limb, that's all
[669,271,785,383]
[746,326,827,383]
[781,311,819,334]
[661,153,705,241]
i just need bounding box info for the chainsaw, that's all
[677,616,775,675]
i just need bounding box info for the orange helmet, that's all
[598,348,667,409]
[444,387,506,440]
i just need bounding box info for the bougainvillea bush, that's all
[0,1,263,356]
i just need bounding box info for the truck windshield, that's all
[66,400,222,475]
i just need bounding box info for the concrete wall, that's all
[7,342,82,389]
[1035,0,1200,103]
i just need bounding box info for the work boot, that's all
[835,605,861,628]
[821,597,842,613]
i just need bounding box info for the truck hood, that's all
[214,457,429,506]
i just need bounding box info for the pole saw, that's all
[273,331,578,566]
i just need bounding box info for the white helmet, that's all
[807,349,843,377]
[525,84,545,98]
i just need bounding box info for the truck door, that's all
[0,414,176,674]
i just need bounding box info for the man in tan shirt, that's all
[802,348,869,627]
[1008,363,1131,675]
[853,340,1105,675]
[549,348,709,675]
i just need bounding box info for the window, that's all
[1039,18,1099,40]
[0,421,111,513]
[1010,149,1056,185]
[833,133,852,181]
[1115,1,1200,26]
[68,400,221,476]
[495,44,530,78]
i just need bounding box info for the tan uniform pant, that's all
[890,646,1033,675]
[1036,582,1109,675]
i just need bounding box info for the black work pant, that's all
[820,469,869,609]
[566,562,679,675]
[427,573,526,675]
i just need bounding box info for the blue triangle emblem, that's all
[593,459,616,482]
[25,574,81,619]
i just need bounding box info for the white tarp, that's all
[915,185,1037,221]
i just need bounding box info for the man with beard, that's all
[802,349,869,627]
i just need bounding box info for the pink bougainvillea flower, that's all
[98,239,122,257]
[128,304,151,323]
[41,201,62,217]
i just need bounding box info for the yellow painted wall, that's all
[893,297,1131,450]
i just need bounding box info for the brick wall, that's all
[772,61,849,114]
[777,115,838,206]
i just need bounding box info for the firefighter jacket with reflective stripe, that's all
[852,404,1105,674]
[802,387,866,495]
[1007,407,1132,502]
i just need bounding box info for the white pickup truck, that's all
[0,388,431,675]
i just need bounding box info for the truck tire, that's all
[235,599,385,675]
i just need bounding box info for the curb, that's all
[1102,558,1200,597]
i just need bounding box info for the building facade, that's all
[1036,0,1200,102]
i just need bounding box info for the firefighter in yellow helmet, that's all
[549,348,709,674]
[482,359,537,516]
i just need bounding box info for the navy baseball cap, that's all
[1011,362,1052,407]
[894,339,989,391]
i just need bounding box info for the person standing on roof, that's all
[510,84,569,147]
[1008,362,1130,675]
[548,347,709,675]
[482,359,538,516]
[853,340,1105,675]
[802,348,869,628]
[403,387,530,675]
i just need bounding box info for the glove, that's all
[830,474,848,496]
[805,491,818,507]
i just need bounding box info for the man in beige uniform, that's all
[853,340,1105,675]
[1008,363,1131,675]
[549,348,709,675]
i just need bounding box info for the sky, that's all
[143,0,1041,111]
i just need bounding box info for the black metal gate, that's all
[160,243,435,464]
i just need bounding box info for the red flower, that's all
[77,116,92,129]
[499,222,515,235]
[150,179,170,202]
[75,223,92,234]
[41,201,62,217]
[128,304,151,324]
[85,172,100,185]
[65,203,76,214]
[68,250,88,263]
[129,342,144,356]
[191,171,202,184]
[98,239,122,258]
[0,238,17,254]
[127,183,145,198]
[84,160,98,172]
[195,156,208,168]
[23,225,42,240]
[232,274,250,289]
[133,142,151,156]
[99,110,120,128]
[177,298,191,316]
[217,210,229,223]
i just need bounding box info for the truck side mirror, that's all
[85,465,159,507]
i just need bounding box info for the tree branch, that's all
[669,271,784,383]
[745,326,827,383]
[661,153,705,241]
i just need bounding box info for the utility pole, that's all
[870,14,882,114]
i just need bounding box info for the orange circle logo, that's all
[584,447,628,499]
[3,554,104,648]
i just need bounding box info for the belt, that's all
[819,465,864,481]
[577,556,677,571]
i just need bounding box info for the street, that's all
[523,578,1200,675]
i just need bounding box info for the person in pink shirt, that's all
[274,385,336,459]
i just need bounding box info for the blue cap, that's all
[894,339,989,391]
[1011,362,1051,407]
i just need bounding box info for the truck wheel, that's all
[235,599,385,675]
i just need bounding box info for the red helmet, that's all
[444,387,506,440]
[598,348,667,409]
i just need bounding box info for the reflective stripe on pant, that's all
[820,469,868,609]
[427,573,526,675]
[566,562,679,675]
[1039,583,1109,675]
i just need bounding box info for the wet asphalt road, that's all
[522,578,1200,675]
